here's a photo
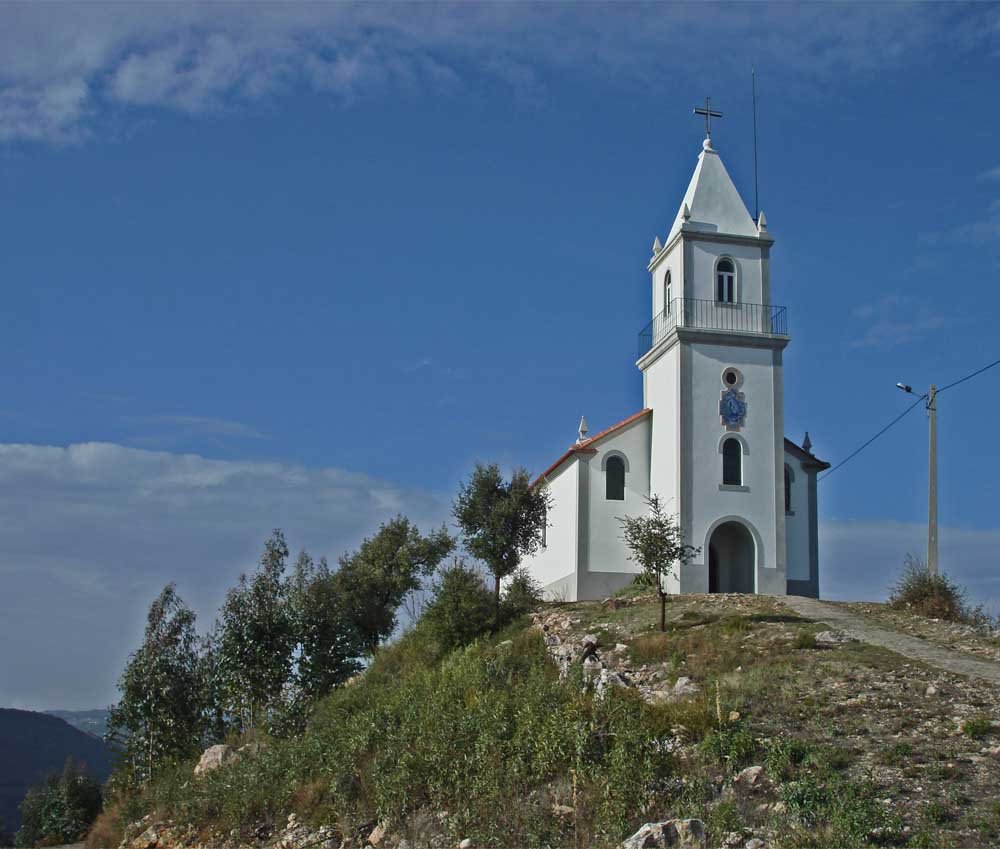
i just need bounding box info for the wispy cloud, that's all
[820,518,1000,615]
[978,166,1000,181]
[848,295,947,349]
[0,441,448,709]
[0,2,996,143]
[125,414,268,440]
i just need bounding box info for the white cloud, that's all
[0,441,448,710]
[848,295,947,349]
[978,166,1000,181]
[0,2,996,143]
[125,414,268,440]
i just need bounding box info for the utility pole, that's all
[927,384,938,576]
[896,381,939,576]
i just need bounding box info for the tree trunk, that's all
[494,574,501,632]
[659,589,667,632]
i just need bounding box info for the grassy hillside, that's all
[94,591,1000,849]
[0,709,113,836]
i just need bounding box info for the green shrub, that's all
[500,567,544,621]
[875,741,914,767]
[420,560,495,652]
[962,714,994,740]
[793,631,817,650]
[700,720,757,772]
[15,761,102,848]
[764,737,814,780]
[889,555,994,627]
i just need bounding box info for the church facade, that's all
[522,133,829,602]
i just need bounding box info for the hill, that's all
[92,591,1000,849]
[45,710,110,741]
[0,709,114,837]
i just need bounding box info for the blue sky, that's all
[1,2,999,709]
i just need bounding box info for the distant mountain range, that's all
[0,709,114,837]
[45,708,110,741]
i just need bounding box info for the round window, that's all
[722,367,742,388]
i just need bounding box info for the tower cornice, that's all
[648,228,775,273]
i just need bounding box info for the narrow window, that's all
[716,258,735,303]
[784,465,793,514]
[722,439,742,485]
[606,455,625,500]
[664,270,672,316]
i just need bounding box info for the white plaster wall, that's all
[687,240,763,305]
[783,453,810,581]
[521,461,579,601]
[684,342,782,594]
[584,418,651,577]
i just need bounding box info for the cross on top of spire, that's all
[693,97,723,139]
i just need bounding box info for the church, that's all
[522,114,829,602]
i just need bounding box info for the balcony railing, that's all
[638,298,788,358]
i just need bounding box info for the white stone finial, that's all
[577,415,589,444]
[757,210,767,232]
[652,236,662,254]
[681,202,691,222]
[702,137,715,152]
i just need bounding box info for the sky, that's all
[1,1,999,711]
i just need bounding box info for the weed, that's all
[921,800,954,825]
[793,631,817,650]
[764,737,813,780]
[890,555,996,627]
[700,721,758,772]
[962,714,994,740]
[876,741,914,767]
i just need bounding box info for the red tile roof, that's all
[534,408,652,486]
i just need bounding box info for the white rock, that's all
[744,840,765,849]
[734,765,765,789]
[815,630,856,645]
[458,839,473,849]
[671,676,700,698]
[368,821,387,846]
[620,819,706,848]
[193,744,238,776]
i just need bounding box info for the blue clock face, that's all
[720,389,747,427]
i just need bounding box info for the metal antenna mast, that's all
[752,68,760,222]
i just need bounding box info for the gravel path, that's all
[782,595,1000,686]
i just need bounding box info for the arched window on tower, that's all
[664,270,672,316]
[722,438,742,486]
[605,455,626,501]
[717,258,736,304]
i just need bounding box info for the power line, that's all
[818,394,926,482]
[819,353,1000,482]
[936,355,1000,395]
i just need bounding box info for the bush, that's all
[962,714,994,740]
[15,761,102,848]
[501,567,543,621]
[889,555,994,627]
[420,560,495,652]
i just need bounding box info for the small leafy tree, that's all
[14,760,102,848]
[421,559,496,651]
[618,495,700,632]
[289,550,363,699]
[335,517,455,655]
[106,584,203,785]
[216,530,297,731]
[501,567,544,622]
[453,464,551,629]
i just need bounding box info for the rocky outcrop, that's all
[620,819,706,848]
[193,744,239,776]
[532,610,700,704]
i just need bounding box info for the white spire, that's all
[757,210,767,232]
[665,140,758,244]
[576,415,589,444]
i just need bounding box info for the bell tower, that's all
[638,120,789,595]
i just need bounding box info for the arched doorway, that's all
[708,521,755,593]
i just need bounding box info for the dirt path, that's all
[782,595,1000,686]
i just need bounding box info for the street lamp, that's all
[896,381,938,576]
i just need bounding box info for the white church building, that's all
[523,127,829,602]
